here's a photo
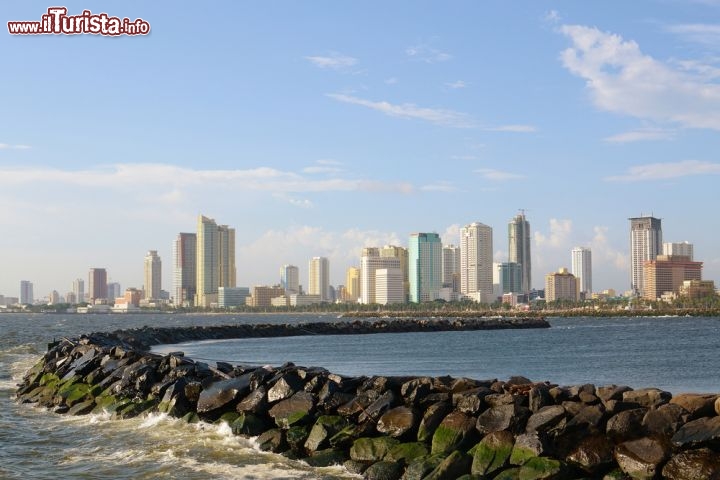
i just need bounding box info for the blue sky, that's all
[2,1,720,299]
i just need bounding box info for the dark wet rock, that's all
[377,406,417,438]
[229,412,267,436]
[363,460,403,480]
[529,384,553,413]
[507,376,533,386]
[642,403,687,437]
[196,373,252,413]
[337,390,380,418]
[484,393,521,408]
[432,411,478,455]
[257,428,287,453]
[236,386,268,414]
[305,415,349,453]
[67,399,95,416]
[344,459,370,475]
[566,404,606,431]
[510,433,547,466]
[671,415,720,448]
[423,450,472,480]
[661,448,720,480]
[566,434,614,474]
[286,424,310,451]
[614,436,671,480]
[471,430,514,476]
[453,387,492,415]
[360,390,398,423]
[525,405,566,434]
[622,388,671,409]
[268,391,315,428]
[267,372,304,403]
[304,448,348,467]
[603,400,642,416]
[417,401,452,443]
[597,385,633,403]
[606,408,647,441]
[350,436,400,462]
[401,378,433,405]
[670,393,718,420]
[476,404,530,435]
[401,454,446,480]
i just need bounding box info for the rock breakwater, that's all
[16,319,720,479]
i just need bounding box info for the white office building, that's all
[571,247,592,295]
[460,222,494,304]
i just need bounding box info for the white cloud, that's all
[316,159,343,166]
[534,219,573,249]
[0,144,31,149]
[0,163,416,194]
[544,10,561,23]
[603,128,675,143]
[484,124,537,133]
[445,80,468,89]
[405,44,452,63]
[304,53,358,71]
[559,24,720,131]
[666,23,720,47]
[605,159,720,181]
[303,166,343,174]
[326,93,474,128]
[474,168,526,181]
[442,224,461,246]
[590,226,629,272]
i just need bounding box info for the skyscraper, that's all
[629,216,662,296]
[571,247,592,295]
[173,232,196,307]
[107,282,122,300]
[73,278,85,304]
[345,266,360,302]
[195,215,236,307]
[308,256,329,302]
[408,233,442,303]
[20,280,33,305]
[280,264,300,294]
[508,212,531,293]
[379,245,409,301]
[662,241,693,260]
[460,222,494,304]
[88,268,108,303]
[442,244,461,292]
[361,248,402,304]
[143,250,162,300]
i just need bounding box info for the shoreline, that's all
[16,318,720,479]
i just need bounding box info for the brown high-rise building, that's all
[643,255,702,301]
[88,268,108,303]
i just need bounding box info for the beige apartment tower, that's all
[195,215,236,307]
[143,250,162,300]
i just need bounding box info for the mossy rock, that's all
[218,412,240,424]
[286,425,310,451]
[305,415,349,452]
[518,457,564,480]
[115,398,156,419]
[424,450,472,480]
[363,460,403,480]
[402,454,447,480]
[494,467,522,479]
[471,430,515,476]
[257,428,287,453]
[230,412,267,436]
[384,442,429,464]
[39,372,60,387]
[430,411,477,455]
[181,412,200,424]
[58,382,92,407]
[304,448,348,467]
[91,394,119,413]
[510,445,538,466]
[67,399,96,416]
[350,436,400,462]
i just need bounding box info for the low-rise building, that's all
[545,267,579,302]
[643,255,702,301]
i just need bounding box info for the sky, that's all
[2,1,720,300]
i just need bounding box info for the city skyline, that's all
[2,2,720,297]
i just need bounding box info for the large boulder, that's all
[622,388,671,409]
[670,393,718,420]
[268,391,315,428]
[423,450,472,480]
[606,408,647,441]
[471,430,515,476]
[431,411,478,455]
[476,404,530,435]
[642,403,687,437]
[236,386,268,414]
[517,456,566,479]
[349,436,400,462]
[417,401,453,443]
[363,460,403,480]
[525,405,566,434]
[305,415,349,453]
[384,442,428,465]
[267,372,304,403]
[360,390,398,423]
[196,373,251,413]
[661,448,720,480]
[565,434,614,474]
[597,385,633,403]
[671,415,720,448]
[377,406,417,438]
[614,436,671,480]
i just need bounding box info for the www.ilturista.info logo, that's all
[8,7,150,36]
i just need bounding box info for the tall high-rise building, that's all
[629,216,662,296]
[545,267,579,302]
[73,278,85,304]
[571,247,592,295]
[361,248,402,304]
[345,266,360,302]
[379,245,409,301]
[408,233,442,303]
[460,223,494,304]
[218,224,236,289]
[88,268,108,303]
[308,256,330,302]
[195,215,236,307]
[107,282,122,300]
[173,232,196,307]
[143,250,162,300]
[375,268,404,305]
[496,262,522,294]
[20,280,33,305]
[663,241,693,260]
[508,212,531,292]
[442,245,461,292]
[280,265,300,294]
[643,255,702,301]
